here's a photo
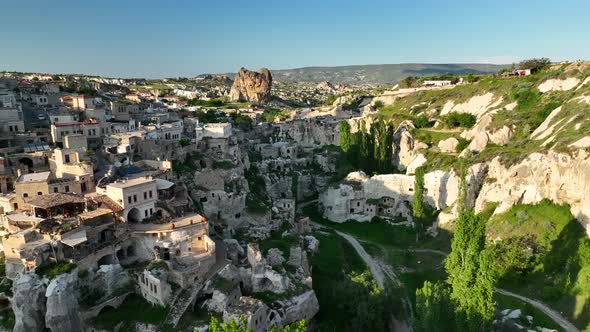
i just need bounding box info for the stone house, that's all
[105,177,158,223]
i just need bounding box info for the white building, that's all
[196,123,232,141]
[422,80,453,87]
[105,177,158,223]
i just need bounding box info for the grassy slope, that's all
[310,231,368,331]
[487,200,590,329]
[378,66,590,169]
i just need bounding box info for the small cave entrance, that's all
[97,254,114,267]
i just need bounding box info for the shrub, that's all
[179,138,191,147]
[441,112,476,128]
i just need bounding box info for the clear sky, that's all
[1,0,588,78]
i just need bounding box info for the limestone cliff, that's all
[229,67,272,103]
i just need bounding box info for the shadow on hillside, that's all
[538,217,590,327]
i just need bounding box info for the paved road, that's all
[21,101,50,130]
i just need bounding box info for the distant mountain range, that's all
[265,63,509,85]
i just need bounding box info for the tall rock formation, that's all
[12,274,47,332]
[229,67,272,103]
[45,273,83,332]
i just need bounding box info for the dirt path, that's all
[495,288,580,332]
[333,230,387,287]
[392,248,579,332]
[316,224,579,332]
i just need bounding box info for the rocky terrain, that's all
[229,67,273,103]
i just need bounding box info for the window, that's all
[150,208,153,215]
[144,192,147,200]
[133,195,137,202]
[65,185,69,192]
[64,155,70,163]
[81,182,87,192]
[145,210,148,217]
[53,187,58,193]
[128,196,132,204]
[149,191,152,198]
[37,192,42,196]
[23,193,28,198]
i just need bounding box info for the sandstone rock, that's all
[229,67,272,103]
[438,137,459,153]
[45,273,83,332]
[266,248,285,267]
[247,243,265,268]
[304,235,319,253]
[474,150,590,235]
[218,264,241,284]
[251,268,290,294]
[94,264,129,297]
[12,274,46,332]
[466,131,489,153]
[277,290,319,326]
[224,239,244,264]
[406,154,427,175]
[207,287,241,313]
[488,126,513,145]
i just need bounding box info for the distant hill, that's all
[268,63,509,85]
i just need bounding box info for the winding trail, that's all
[385,248,580,332]
[494,288,580,332]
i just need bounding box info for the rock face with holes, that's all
[12,274,47,332]
[230,67,272,103]
[475,150,590,234]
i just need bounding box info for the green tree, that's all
[413,166,426,241]
[338,121,352,153]
[456,159,468,214]
[445,209,496,332]
[373,100,384,109]
[519,57,551,72]
[413,281,454,332]
[205,316,307,332]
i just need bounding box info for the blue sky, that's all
[1,0,588,78]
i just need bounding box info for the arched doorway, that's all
[127,208,141,223]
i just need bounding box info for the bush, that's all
[179,138,191,147]
[441,112,476,128]
[36,261,76,280]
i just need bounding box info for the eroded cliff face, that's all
[475,150,590,234]
[45,273,83,332]
[12,274,46,332]
[229,67,272,103]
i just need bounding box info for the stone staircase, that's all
[164,283,204,328]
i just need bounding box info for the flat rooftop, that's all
[106,177,155,189]
[16,171,51,183]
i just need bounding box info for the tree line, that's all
[338,119,395,175]
[412,160,496,332]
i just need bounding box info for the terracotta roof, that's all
[27,193,85,209]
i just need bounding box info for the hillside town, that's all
[0,55,590,332]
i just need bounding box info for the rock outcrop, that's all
[230,67,272,103]
[475,150,590,233]
[45,273,83,332]
[12,274,47,332]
